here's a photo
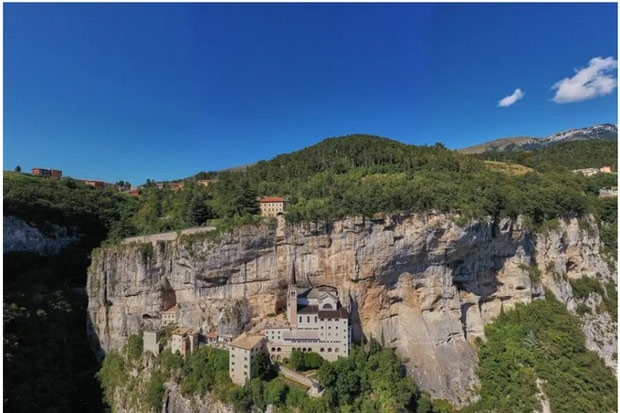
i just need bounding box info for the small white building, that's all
[161,305,178,325]
[228,333,267,386]
[171,326,199,357]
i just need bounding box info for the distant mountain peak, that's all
[458,124,617,154]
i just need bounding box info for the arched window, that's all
[320,348,324,352]
[335,348,340,353]
[271,347,275,352]
[277,347,281,352]
[328,348,332,352]
[322,303,333,309]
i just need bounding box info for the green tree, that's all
[250,351,273,380]
[289,349,305,371]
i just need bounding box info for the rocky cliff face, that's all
[4,215,81,255]
[87,213,616,406]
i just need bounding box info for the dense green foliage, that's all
[82,135,615,243]
[251,351,275,380]
[289,349,324,371]
[98,338,449,413]
[462,294,617,413]
[476,140,617,172]
[569,277,605,300]
[593,197,618,255]
[4,172,126,241]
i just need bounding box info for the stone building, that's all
[143,330,160,356]
[161,305,178,325]
[259,197,287,217]
[264,281,350,362]
[228,333,267,385]
[171,327,199,357]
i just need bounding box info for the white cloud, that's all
[498,88,524,107]
[552,57,617,103]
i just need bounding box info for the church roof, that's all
[318,308,349,319]
[296,286,338,299]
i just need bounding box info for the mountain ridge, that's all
[458,123,617,154]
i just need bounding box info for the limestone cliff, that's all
[87,213,616,406]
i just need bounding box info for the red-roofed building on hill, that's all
[259,197,287,217]
[32,168,62,178]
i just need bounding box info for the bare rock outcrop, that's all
[3,215,81,255]
[87,213,615,406]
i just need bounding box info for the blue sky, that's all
[4,3,617,184]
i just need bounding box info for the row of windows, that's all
[269,346,339,354]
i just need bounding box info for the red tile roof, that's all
[259,197,285,203]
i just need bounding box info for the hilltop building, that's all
[171,327,199,357]
[228,333,267,385]
[572,166,615,176]
[259,197,287,217]
[155,182,186,191]
[197,179,219,187]
[75,179,114,189]
[31,168,62,178]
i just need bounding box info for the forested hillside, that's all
[4,133,618,413]
[3,172,128,412]
[111,135,617,243]
[475,140,617,172]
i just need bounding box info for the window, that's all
[328,348,332,352]
[314,316,317,322]
[299,316,302,323]
[307,316,310,323]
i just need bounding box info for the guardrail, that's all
[121,226,216,244]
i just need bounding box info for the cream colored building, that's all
[229,333,267,386]
[161,305,178,325]
[197,179,219,187]
[259,197,287,217]
[171,327,199,357]
[264,284,350,362]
